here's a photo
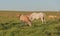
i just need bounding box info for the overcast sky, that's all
[0,0,60,11]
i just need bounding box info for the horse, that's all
[17,14,31,26]
[48,15,57,19]
[29,12,46,24]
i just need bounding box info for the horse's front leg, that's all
[41,18,44,24]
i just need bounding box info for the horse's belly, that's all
[32,16,39,20]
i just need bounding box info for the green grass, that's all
[0,11,60,36]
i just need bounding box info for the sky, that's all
[0,0,60,11]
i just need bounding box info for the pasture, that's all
[0,11,60,36]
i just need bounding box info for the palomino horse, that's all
[48,15,57,19]
[17,14,31,26]
[29,12,46,24]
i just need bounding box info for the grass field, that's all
[0,11,60,36]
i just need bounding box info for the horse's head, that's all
[17,14,21,18]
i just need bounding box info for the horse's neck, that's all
[19,15,22,18]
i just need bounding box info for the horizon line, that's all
[0,10,59,11]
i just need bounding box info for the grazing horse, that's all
[17,14,31,26]
[48,15,57,19]
[29,12,46,24]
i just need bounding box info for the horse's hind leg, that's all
[44,18,46,24]
[42,17,46,24]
